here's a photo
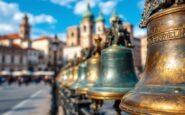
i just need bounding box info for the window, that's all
[2,55,5,64]
[71,32,74,37]
[83,26,86,32]
[11,55,14,64]
[20,56,23,64]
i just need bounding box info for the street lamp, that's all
[51,34,59,115]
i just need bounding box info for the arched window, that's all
[71,32,74,37]
[83,26,86,32]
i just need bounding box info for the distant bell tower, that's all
[96,11,105,34]
[19,14,30,40]
[80,3,94,48]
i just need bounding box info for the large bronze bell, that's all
[75,36,102,94]
[120,2,185,114]
[87,16,138,100]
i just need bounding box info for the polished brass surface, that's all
[87,16,138,100]
[120,5,185,114]
[62,67,73,87]
[75,36,102,94]
[70,61,88,90]
[57,68,66,86]
[65,65,79,88]
[75,52,101,94]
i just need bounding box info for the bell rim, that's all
[119,92,185,114]
[86,91,125,100]
[102,45,131,53]
[75,88,88,94]
[120,104,185,115]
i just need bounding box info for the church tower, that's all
[96,11,105,34]
[80,3,94,48]
[19,14,30,40]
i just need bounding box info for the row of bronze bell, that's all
[58,3,185,115]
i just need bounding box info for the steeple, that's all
[96,11,104,22]
[96,11,105,34]
[19,14,30,39]
[110,10,119,24]
[82,3,94,20]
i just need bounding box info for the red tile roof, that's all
[26,47,40,51]
[0,33,21,41]
[12,43,22,49]
[32,36,52,42]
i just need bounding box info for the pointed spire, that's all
[111,10,118,18]
[24,14,28,19]
[96,11,104,22]
[110,10,119,24]
[19,13,30,39]
[82,1,94,20]
[21,14,29,25]
[87,1,90,11]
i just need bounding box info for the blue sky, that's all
[0,0,146,41]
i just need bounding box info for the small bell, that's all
[64,57,81,88]
[61,62,73,88]
[70,49,88,90]
[75,36,102,94]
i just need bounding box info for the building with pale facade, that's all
[63,4,133,62]
[132,36,147,73]
[0,45,27,71]
[32,36,65,68]
[0,14,65,71]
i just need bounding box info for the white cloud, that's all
[51,0,76,8]
[13,13,56,25]
[134,26,146,38]
[0,24,17,33]
[99,1,117,15]
[73,0,118,15]
[74,0,87,15]
[0,1,56,35]
[74,0,99,15]
[50,0,122,16]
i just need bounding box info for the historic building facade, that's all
[0,14,65,71]
[0,45,27,71]
[63,4,133,62]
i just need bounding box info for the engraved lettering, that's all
[148,28,184,44]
